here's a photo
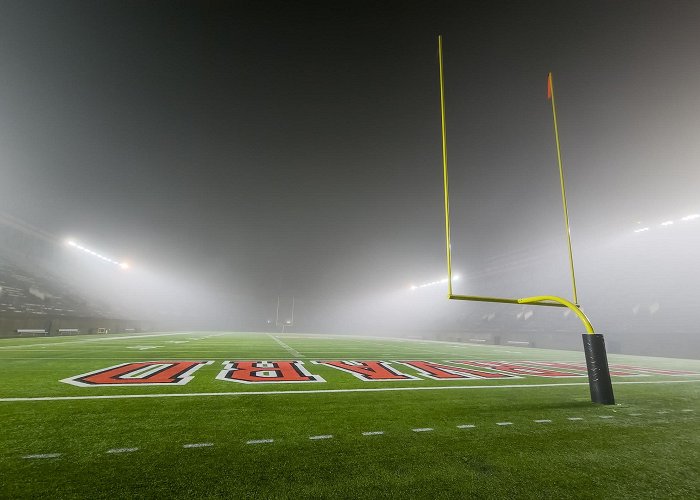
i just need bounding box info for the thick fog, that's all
[0,1,698,356]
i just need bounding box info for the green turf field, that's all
[1,331,699,498]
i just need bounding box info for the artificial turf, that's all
[1,332,698,498]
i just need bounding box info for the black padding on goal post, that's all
[582,333,615,405]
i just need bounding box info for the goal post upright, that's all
[437,35,614,404]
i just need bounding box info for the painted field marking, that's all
[309,435,333,440]
[183,443,213,448]
[412,428,433,432]
[246,439,274,444]
[534,419,552,423]
[126,346,162,350]
[496,422,513,426]
[362,431,384,436]
[23,453,61,459]
[629,413,643,416]
[106,447,138,454]
[3,379,700,403]
[657,411,669,414]
[0,331,217,350]
[267,334,303,358]
[681,409,694,412]
[567,417,583,421]
[598,415,614,419]
[457,424,476,429]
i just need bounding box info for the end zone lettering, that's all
[60,361,212,387]
[60,360,700,386]
[313,360,419,381]
[216,361,325,384]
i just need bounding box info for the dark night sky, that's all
[1,1,699,313]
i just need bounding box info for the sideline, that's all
[2,378,699,403]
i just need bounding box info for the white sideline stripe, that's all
[0,331,220,349]
[23,453,61,459]
[267,334,303,358]
[3,379,700,403]
[246,439,274,444]
[183,443,213,448]
[107,447,138,454]
[567,417,583,421]
[362,431,384,436]
[457,424,475,429]
[496,422,513,426]
[534,419,552,423]
[412,428,433,432]
[309,435,333,440]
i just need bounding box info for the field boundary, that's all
[2,378,699,403]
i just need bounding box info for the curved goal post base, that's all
[582,333,616,405]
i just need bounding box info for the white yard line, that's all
[3,379,700,403]
[266,334,303,357]
[0,332,228,350]
[106,447,138,454]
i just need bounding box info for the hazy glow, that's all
[409,274,460,291]
[65,238,130,270]
[633,212,699,234]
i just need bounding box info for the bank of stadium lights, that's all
[409,275,460,291]
[633,213,699,234]
[65,239,130,270]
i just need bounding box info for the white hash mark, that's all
[681,409,694,412]
[412,428,433,432]
[598,415,614,419]
[246,439,274,444]
[106,448,138,454]
[629,413,643,416]
[457,424,476,429]
[496,422,513,426]
[567,417,583,421]
[183,443,213,448]
[309,435,333,440]
[23,453,61,459]
[534,419,552,423]
[362,431,384,436]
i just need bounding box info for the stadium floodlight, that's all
[65,238,131,271]
[409,274,460,291]
[437,36,614,404]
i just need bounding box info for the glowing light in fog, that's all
[681,214,699,221]
[660,221,674,227]
[633,227,650,233]
[409,274,460,291]
[65,239,130,271]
